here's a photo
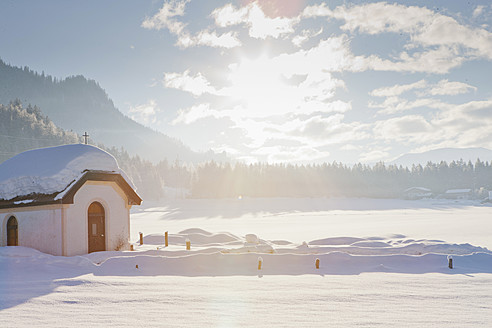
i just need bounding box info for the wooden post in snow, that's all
[165,231,169,247]
[315,258,320,269]
[448,255,453,269]
[186,238,191,250]
[139,232,143,246]
[258,256,263,270]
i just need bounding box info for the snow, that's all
[1,197,492,326]
[445,188,472,194]
[13,199,34,204]
[0,144,128,200]
[403,186,431,192]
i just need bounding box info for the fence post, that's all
[315,258,320,269]
[139,232,143,246]
[448,255,453,269]
[165,231,169,247]
[186,238,191,250]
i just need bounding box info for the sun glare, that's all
[227,56,290,117]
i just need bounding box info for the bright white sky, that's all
[1,0,492,164]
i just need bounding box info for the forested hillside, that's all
[0,100,80,162]
[0,59,218,163]
[0,100,185,200]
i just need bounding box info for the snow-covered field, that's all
[2,198,492,327]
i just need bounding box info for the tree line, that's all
[1,100,491,200]
[189,160,492,199]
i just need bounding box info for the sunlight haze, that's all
[1,0,491,163]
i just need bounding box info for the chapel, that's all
[0,144,142,256]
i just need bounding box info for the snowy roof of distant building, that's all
[445,189,472,194]
[403,187,431,193]
[0,144,140,206]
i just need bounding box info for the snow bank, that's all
[96,230,492,275]
[0,144,126,200]
[3,230,491,277]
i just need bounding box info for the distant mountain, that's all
[0,59,222,163]
[390,147,492,168]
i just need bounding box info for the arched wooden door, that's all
[7,216,18,246]
[88,202,106,253]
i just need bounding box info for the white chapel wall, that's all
[0,206,63,255]
[64,181,130,256]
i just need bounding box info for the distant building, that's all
[444,189,472,200]
[403,187,432,200]
[0,144,141,256]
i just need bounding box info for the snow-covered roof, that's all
[0,144,137,203]
[445,189,472,194]
[403,187,431,193]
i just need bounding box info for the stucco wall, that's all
[64,181,130,256]
[0,206,63,255]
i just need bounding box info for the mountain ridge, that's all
[0,59,222,163]
[390,147,492,167]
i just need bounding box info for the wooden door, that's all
[7,216,18,246]
[88,202,105,253]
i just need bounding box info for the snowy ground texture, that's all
[2,198,492,327]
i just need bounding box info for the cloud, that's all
[302,3,332,18]
[425,101,492,149]
[141,0,189,34]
[369,46,466,74]
[175,30,241,49]
[370,97,440,115]
[164,70,218,96]
[272,35,371,75]
[434,100,492,126]
[275,35,463,75]
[220,54,348,117]
[212,2,299,39]
[374,115,433,143]
[473,5,485,18]
[212,3,249,27]
[372,100,492,151]
[369,79,478,114]
[370,80,428,97]
[128,100,160,125]
[302,2,492,73]
[292,28,323,47]
[332,2,492,60]
[427,79,477,96]
[287,114,369,143]
[193,30,241,48]
[146,1,492,163]
[142,0,241,49]
[172,103,228,125]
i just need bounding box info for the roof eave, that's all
[0,171,142,209]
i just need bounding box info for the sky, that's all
[1,0,492,164]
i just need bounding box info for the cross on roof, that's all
[83,132,89,145]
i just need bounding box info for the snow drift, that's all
[2,230,491,278]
